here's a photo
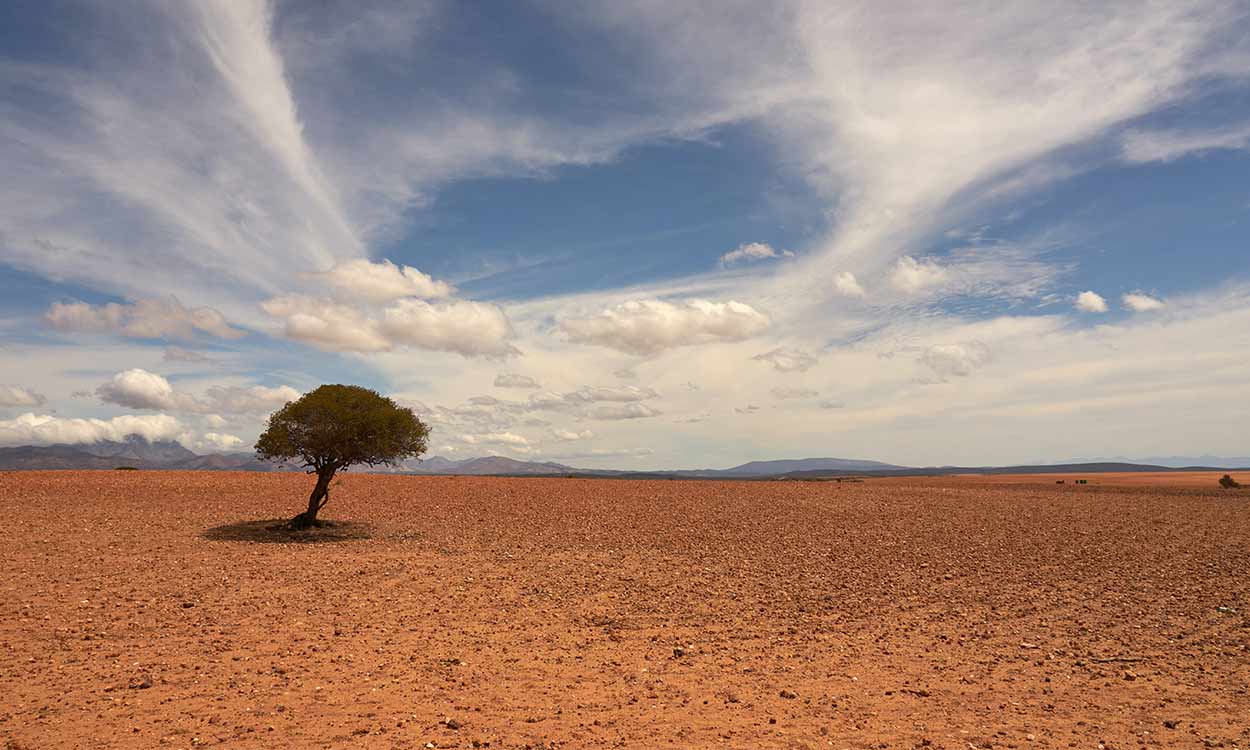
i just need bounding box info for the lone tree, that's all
[256,385,430,529]
[1219,474,1242,489]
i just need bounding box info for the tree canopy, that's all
[256,384,429,472]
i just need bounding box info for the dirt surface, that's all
[879,471,1248,489]
[1,471,1248,750]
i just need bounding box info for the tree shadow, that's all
[201,518,372,544]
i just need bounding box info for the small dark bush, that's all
[114,466,139,471]
[1219,474,1241,489]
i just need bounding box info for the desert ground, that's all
[1,471,1247,750]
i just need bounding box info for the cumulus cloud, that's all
[833,271,866,297]
[459,431,530,447]
[0,385,47,408]
[1122,292,1165,312]
[919,342,992,380]
[771,386,819,399]
[495,373,541,389]
[752,347,818,373]
[563,385,658,403]
[96,369,178,410]
[560,299,769,355]
[194,432,244,452]
[0,412,183,446]
[45,298,244,340]
[588,403,661,420]
[551,428,594,441]
[719,242,793,267]
[890,256,949,294]
[526,391,570,411]
[1075,291,1109,313]
[95,369,299,414]
[261,296,394,352]
[306,258,454,301]
[380,299,517,358]
[263,295,517,357]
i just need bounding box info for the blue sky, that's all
[1,1,1249,467]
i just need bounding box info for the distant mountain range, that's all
[0,437,277,472]
[1,438,1247,476]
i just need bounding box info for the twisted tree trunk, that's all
[290,467,335,529]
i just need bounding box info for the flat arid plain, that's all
[2,471,1247,750]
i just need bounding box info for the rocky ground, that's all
[1,471,1247,749]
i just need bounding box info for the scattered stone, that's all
[444,718,462,730]
[1163,720,1179,729]
[1123,670,1137,681]
[779,689,798,699]
[128,674,153,690]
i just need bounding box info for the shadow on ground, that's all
[201,519,371,544]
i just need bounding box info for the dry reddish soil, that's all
[878,472,1248,490]
[1,471,1248,750]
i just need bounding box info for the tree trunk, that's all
[290,468,334,529]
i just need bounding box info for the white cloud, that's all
[0,412,184,446]
[45,298,244,340]
[95,369,299,414]
[832,271,866,297]
[380,299,517,358]
[495,373,541,389]
[734,404,761,415]
[771,386,818,400]
[263,295,516,357]
[526,391,571,411]
[589,403,661,420]
[1122,292,1165,312]
[889,257,949,294]
[563,385,658,403]
[306,258,454,302]
[460,431,530,447]
[0,385,47,408]
[919,342,992,380]
[719,242,793,267]
[551,428,595,441]
[195,432,244,452]
[1075,291,1109,313]
[1121,124,1250,163]
[560,299,770,355]
[261,295,393,352]
[96,369,178,410]
[752,347,818,373]
[819,399,846,410]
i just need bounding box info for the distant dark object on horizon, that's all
[1219,474,1242,489]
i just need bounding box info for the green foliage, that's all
[255,384,429,473]
[1219,474,1241,489]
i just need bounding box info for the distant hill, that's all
[406,455,579,475]
[1063,455,1250,469]
[2,439,1244,478]
[688,457,906,477]
[0,439,280,472]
